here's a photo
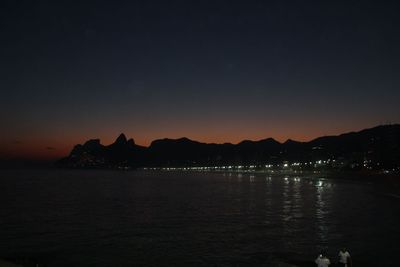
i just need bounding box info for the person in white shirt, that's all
[315,253,331,267]
[338,248,352,267]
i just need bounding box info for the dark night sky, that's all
[1,0,399,160]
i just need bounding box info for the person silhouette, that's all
[338,248,352,267]
[315,252,331,267]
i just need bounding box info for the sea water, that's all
[0,170,399,266]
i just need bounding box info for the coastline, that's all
[139,167,400,181]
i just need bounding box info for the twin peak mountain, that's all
[57,125,400,170]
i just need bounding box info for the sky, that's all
[1,0,400,160]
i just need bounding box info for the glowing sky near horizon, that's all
[1,0,400,160]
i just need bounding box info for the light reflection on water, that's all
[315,178,329,249]
[0,170,399,267]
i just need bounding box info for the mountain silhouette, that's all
[57,124,400,170]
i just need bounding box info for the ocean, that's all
[0,170,399,266]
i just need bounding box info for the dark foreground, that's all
[0,170,399,266]
[0,258,377,267]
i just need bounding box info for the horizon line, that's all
[82,123,400,148]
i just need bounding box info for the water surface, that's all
[0,170,399,266]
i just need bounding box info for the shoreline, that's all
[2,167,400,182]
[139,168,400,181]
